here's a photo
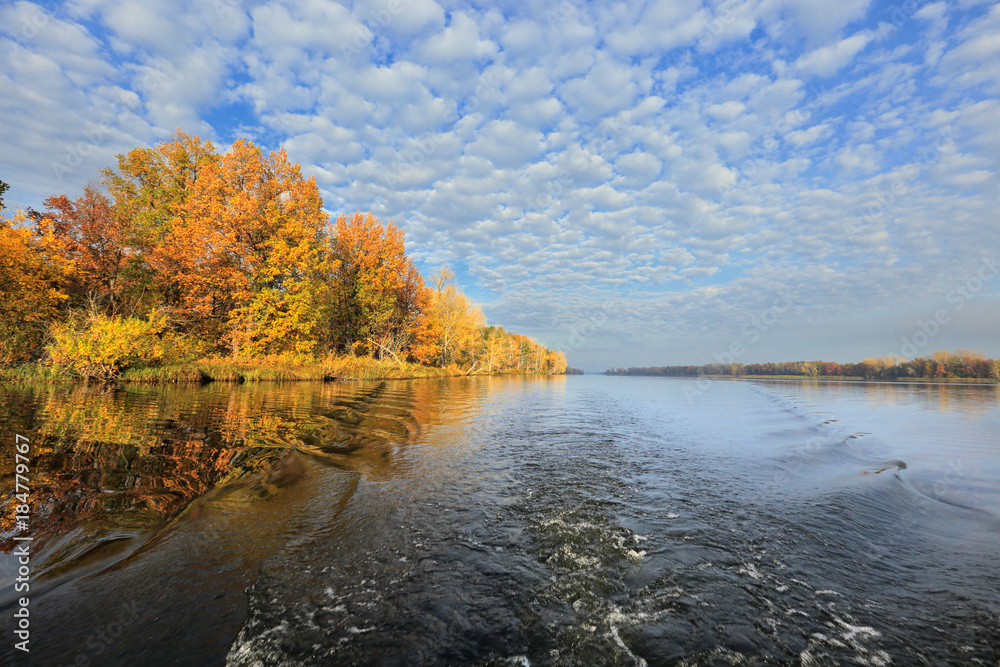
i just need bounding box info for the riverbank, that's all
[0,356,497,385]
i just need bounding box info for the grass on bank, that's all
[119,355,460,383]
[0,354,471,385]
[0,362,71,384]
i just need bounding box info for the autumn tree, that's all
[480,326,506,373]
[163,138,334,356]
[428,268,485,368]
[546,349,568,374]
[102,131,217,251]
[0,210,70,363]
[101,131,220,316]
[34,184,132,314]
[3,138,571,375]
[96,133,336,356]
[328,212,430,362]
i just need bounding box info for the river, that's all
[1,376,998,665]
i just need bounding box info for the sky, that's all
[1,0,998,371]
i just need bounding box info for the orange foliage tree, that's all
[101,131,220,318]
[36,184,131,314]
[328,212,432,362]
[0,209,71,362]
[162,138,334,356]
[427,267,484,368]
[100,132,335,356]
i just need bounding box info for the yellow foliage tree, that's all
[429,268,485,368]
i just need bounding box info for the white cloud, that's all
[558,55,650,122]
[355,0,444,37]
[604,0,710,55]
[707,101,747,122]
[785,123,830,146]
[466,120,545,169]
[415,11,497,63]
[615,151,663,189]
[794,31,873,77]
[834,143,879,173]
[934,3,1000,93]
[760,0,872,45]
[500,19,546,58]
[0,2,113,86]
[508,97,564,129]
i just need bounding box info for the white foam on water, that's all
[608,625,648,667]
[547,544,600,569]
[834,617,881,641]
[678,647,752,666]
[226,620,291,666]
[799,616,892,667]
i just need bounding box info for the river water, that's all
[1,376,998,665]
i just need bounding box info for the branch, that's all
[366,336,405,368]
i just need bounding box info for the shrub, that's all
[46,310,188,381]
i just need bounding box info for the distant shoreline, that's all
[603,352,1000,383]
[606,374,999,385]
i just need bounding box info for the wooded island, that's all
[0,132,566,382]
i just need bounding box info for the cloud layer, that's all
[2,0,998,369]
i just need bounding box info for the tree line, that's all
[605,350,1000,380]
[0,132,566,379]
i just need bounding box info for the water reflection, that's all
[0,376,569,586]
[0,380,416,582]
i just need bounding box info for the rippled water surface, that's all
[2,376,999,665]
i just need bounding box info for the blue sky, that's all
[1,0,998,371]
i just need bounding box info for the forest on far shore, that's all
[0,132,566,381]
[606,350,1000,380]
